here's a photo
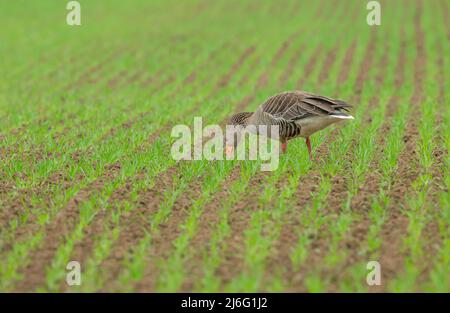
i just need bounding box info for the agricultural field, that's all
[0,0,448,293]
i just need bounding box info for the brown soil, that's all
[68,47,127,91]
[354,30,377,100]
[296,46,323,88]
[107,70,129,89]
[140,69,164,88]
[178,42,230,89]
[216,46,256,90]
[0,170,76,251]
[238,56,261,86]
[178,166,243,291]
[440,0,450,41]
[336,39,357,87]
[318,46,339,85]
[278,44,306,87]
[212,172,272,286]
[149,75,175,96]
[126,165,210,292]
[96,166,179,291]
[125,70,145,85]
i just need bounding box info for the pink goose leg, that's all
[305,137,312,160]
[281,141,287,154]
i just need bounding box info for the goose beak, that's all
[225,145,234,157]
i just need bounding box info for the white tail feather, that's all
[331,114,354,120]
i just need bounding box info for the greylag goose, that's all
[226,91,354,159]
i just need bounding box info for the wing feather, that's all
[260,91,352,121]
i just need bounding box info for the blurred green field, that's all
[0,0,448,292]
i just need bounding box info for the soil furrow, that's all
[278,44,306,88]
[336,40,357,86]
[296,46,323,88]
[215,46,256,91]
[63,47,127,92]
[318,45,339,85]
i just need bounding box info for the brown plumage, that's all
[226,91,354,158]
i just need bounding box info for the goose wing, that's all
[261,91,351,121]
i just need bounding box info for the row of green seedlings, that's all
[426,98,448,292]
